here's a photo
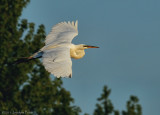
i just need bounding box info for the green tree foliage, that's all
[0,0,81,114]
[122,96,142,115]
[93,86,142,115]
[93,86,116,115]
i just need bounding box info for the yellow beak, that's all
[85,45,99,48]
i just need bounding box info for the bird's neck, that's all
[70,49,85,59]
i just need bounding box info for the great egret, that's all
[16,21,99,78]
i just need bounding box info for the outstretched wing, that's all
[45,21,78,46]
[42,45,72,78]
[41,21,79,78]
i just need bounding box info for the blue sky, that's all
[21,0,160,115]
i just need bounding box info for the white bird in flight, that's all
[16,21,99,78]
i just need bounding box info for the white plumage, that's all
[45,21,78,46]
[25,21,99,78]
[42,46,72,78]
[41,21,78,78]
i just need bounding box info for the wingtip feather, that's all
[75,20,78,29]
